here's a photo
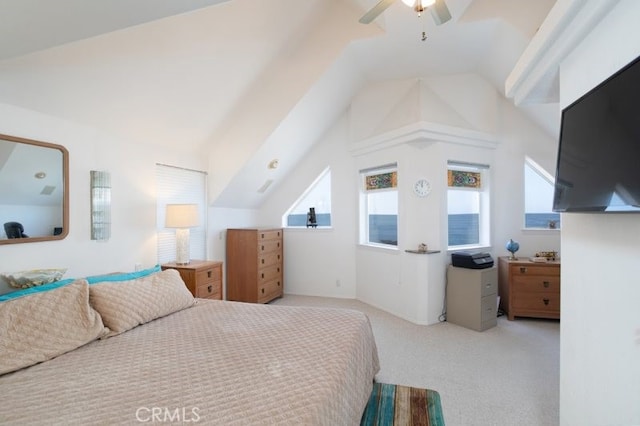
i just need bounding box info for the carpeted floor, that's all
[361,382,445,426]
[272,294,559,426]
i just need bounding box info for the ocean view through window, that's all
[525,157,560,229]
[360,164,398,247]
[447,161,490,249]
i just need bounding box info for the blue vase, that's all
[506,239,520,260]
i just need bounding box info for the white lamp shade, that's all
[165,204,199,228]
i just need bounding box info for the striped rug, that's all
[361,382,445,426]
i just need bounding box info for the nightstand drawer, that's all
[196,265,221,284]
[196,280,222,299]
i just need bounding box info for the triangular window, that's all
[283,167,331,228]
[524,157,560,229]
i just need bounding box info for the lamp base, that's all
[175,228,191,265]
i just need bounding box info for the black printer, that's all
[451,251,494,269]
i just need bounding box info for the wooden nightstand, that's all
[498,257,560,320]
[161,260,223,300]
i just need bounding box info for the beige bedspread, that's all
[0,299,379,425]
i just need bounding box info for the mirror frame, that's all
[0,133,69,245]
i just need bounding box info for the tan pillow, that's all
[89,268,194,337]
[0,279,106,375]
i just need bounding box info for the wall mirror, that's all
[0,133,69,244]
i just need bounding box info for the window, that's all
[156,164,207,264]
[524,157,560,229]
[360,164,398,247]
[283,167,331,227]
[447,161,490,249]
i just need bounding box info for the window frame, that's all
[446,161,490,251]
[359,163,399,249]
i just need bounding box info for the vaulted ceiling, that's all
[0,0,557,207]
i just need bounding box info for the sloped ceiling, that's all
[0,0,557,208]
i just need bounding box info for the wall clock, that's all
[413,179,431,197]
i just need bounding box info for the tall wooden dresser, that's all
[226,228,283,303]
[498,257,560,320]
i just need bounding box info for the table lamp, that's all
[165,204,199,264]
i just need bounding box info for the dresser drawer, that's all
[195,280,222,299]
[513,292,560,312]
[510,264,559,276]
[258,251,282,268]
[258,278,283,303]
[258,264,282,283]
[258,229,282,241]
[258,239,282,254]
[512,275,560,293]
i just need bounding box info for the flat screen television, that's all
[553,54,640,213]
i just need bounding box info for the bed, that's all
[0,268,380,425]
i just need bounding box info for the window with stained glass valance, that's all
[359,163,398,248]
[448,169,482,189]
[365,170,397,191]
[447,161,490,249]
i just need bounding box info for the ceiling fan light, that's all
[401,0,436,8]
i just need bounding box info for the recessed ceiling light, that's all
[34,172,46,179]
[268,159,279,170]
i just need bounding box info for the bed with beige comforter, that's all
[0,272,379,425]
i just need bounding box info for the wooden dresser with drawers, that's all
[498,257,560,320]
[226,228,283,304]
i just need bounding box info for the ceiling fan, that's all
[359,0,452,25]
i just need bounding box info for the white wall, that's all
[259,72,561,324]
[0,103,206,278]
[558,1,640,425]
[258,116,359,299]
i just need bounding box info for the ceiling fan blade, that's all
[359,0,397,24]
[430,0,451,25]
